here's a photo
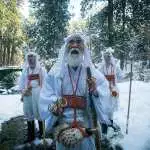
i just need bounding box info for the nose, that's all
[70,42,79,49]
[72,42,78,46]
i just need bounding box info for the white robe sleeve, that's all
[40,67,47,86]
[39,73,59,129]
[91,70,111,125]
[18,69,26,92]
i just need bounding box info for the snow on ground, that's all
[0,81,150,150]
[115,81,150,150]
[0,94,23,127]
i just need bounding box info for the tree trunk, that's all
[10,45,15,65]
[122,0,126,32]
[0,37,2,66]
[7,42,11,65]
[120,53,125,70]
[0,30,4,66]
[120,0,127,70]
[108,0,114,46]
[2,45,6,66]
[143,0,150,62]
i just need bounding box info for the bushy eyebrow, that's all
[68,39,83,43]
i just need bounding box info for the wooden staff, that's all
[87,67,101,150]
[126,57,133,134]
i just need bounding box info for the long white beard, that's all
[67,49,83,67]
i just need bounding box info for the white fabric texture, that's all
[99,53,123,119]
[19,52,46,121]
[39,34,112,150]
[39,34,111,126]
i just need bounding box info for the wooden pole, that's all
[126,58,133,134]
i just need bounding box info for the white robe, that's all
[19,67,46,121]
[39,64,111,130]
[100,63,123,118]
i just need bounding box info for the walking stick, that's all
[126,57,133,134]
[87,67,101,150]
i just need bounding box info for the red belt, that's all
[62,95,87,109]
[28,74,40,80]
[105,75,115,81]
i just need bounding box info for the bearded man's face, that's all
[66,37,84,67]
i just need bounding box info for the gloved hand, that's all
[111,90,119,97]
[87,77,96,92]
[48,98,67,116]
[23,86,32,96]
[87,77,98,96]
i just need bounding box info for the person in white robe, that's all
[39,34,111,150]
[99,47,123,133]
[19,52,46,142]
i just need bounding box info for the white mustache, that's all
[69,48,80,55]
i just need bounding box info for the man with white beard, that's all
[19,52,46,143]
[39,34,111,150]
[99,48,123,134]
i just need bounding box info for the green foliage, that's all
[28,0,70,59]
[2,72,19,89]
[0,0,25,66]
[68,19,88,34]
[81,0,150,68]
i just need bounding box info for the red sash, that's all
[27,74,41,86]
[105,75,115,86]
[63,95,87,109]
[28,74,40,80]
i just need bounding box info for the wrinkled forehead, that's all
[66,35,84,44]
